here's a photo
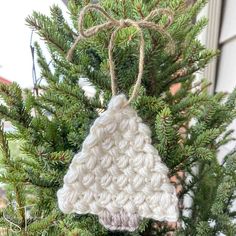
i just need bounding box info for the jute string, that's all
[67,4,174,105]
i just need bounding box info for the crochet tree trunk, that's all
[0,0,236,235]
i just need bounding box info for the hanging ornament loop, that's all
[67,4,175,105]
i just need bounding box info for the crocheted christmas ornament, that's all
[57,94,179,231]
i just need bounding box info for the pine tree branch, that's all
[0,122,11,163]
[0,123,27,232]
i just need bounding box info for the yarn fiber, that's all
[57,94,179,231]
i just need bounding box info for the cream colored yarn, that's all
[59,3,178,231]
[57,94,179,231]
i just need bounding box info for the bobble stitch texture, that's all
[57,94,179,231]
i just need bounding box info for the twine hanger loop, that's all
[67,4,175,106]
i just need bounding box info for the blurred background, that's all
[0,0,67,88]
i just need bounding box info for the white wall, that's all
[216,0,236,159]
[0,0,67,88]
[216,0,236,93]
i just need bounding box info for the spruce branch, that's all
[0,122,11,163]
[0,123,27,232]
[0,83,32,129]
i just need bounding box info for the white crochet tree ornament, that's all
[57,94,179,231]
[57,3,179,232]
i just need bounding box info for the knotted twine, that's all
[67,3,175,105]
[58,4,179,231]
